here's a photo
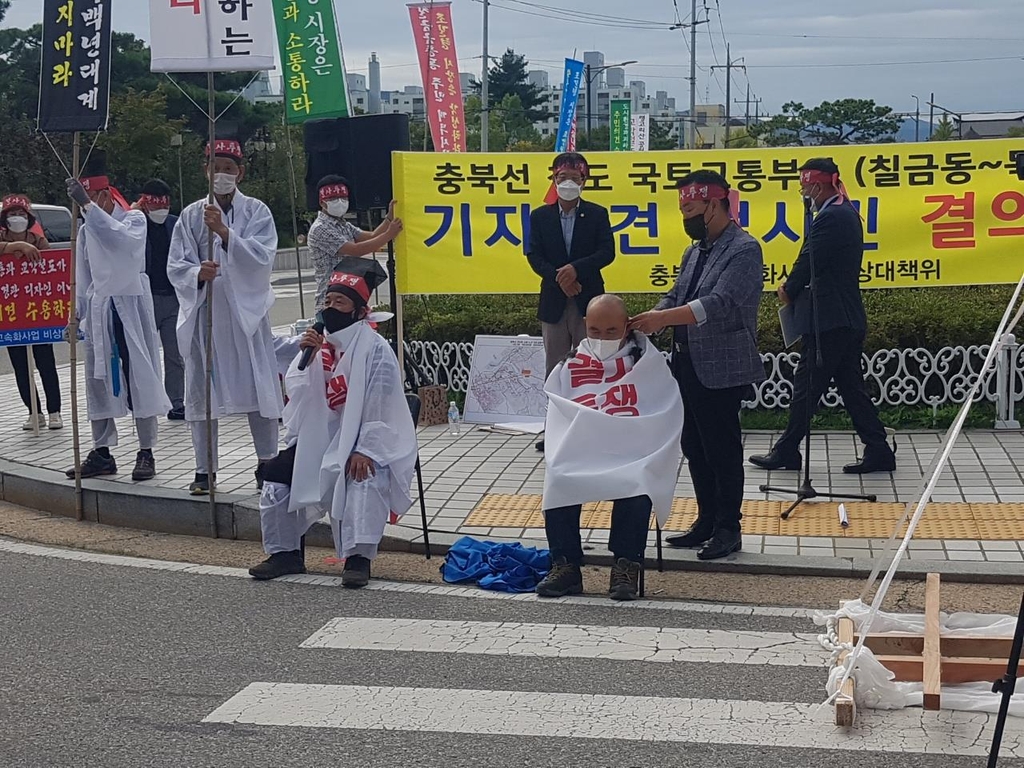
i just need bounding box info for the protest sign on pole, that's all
[610,100,632,151]
[38,0,113,132]
[631,113,650,152]
[555,58,585,153]
[272,0,351,123]
[408,2,467,152]
[149,0,277,73]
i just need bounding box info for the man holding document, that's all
[537,295,682,601]
[749,158,896,475]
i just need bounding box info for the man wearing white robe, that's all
[537,294,683,601]
[249,257,417,588]
[64,173,171,481]
[167,139,282,495]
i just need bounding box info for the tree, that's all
[486,49,548,123]
[648,117,679,150]
[929,114,957,141]
[1006,125,1024,139]
[724,126,758,149]
[97,89,188,195]
[750,99,902,146]
[0,0,9,23]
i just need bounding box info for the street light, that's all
[911,94,921,142]
[584,60,638,141]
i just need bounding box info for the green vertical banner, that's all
[610,99,632,151]
[273,0,351,124]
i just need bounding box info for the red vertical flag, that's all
[408,2,467,153]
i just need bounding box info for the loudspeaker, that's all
[304,113,410,212]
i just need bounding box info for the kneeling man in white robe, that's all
[537,294,683,601]
[249,257,417,588]
[64,170,170,481]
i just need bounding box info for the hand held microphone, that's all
[296,321,325,371]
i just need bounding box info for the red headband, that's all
[319,184,349,203]
[139,194,170,208]
[2,195,31,213]
[678,183,729,202]
[81,175,109,192]
[553,160,589,177]
[800,169,839,187]
[328,272,370,303]
[205,140,245,161]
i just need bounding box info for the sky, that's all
[5,0,1024,119]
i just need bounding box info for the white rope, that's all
[164,74,212,120]
[823,271,1024,710]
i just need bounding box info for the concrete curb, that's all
[2,458,1022,585]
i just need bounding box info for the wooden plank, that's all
[856,634,1016,659]
[873,655,1024,684]
[835,614,856,727]
[923,573,942,710]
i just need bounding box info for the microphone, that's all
[296,321,325,371]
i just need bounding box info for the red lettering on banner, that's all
[568,354,604,388]
[602,384,640,416]
[0,249,72,346]
[989,191,1024,238]
[922,192,976,249]
[407,3,466,152]
[170,0,202,14]
[326,375,349,410]
[571,392,598,409]
[604,357,629,384]
[321,346,337,373]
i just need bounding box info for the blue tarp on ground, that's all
[441,536,550,593]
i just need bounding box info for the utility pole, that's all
[744,83,750,127]
[689,0,697,150]
[929,91,935,140]
[481,0,489,151]
[710,44,744,146]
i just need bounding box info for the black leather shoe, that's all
[167,407,185,421]
[535,440,544,453]
[748,449,802,471]
[131,450,156,481]
[249,551,306,580]
[697,530,743,561]
[342,555,372,588]
[843,446,896,474]
[665,523,715,548]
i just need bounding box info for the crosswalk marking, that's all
[300,617,825,667]
[203,682,1022,757]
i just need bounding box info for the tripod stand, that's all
[759,196,876,520]
[987,591,1024,766]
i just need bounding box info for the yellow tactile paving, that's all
[463,495,1023,540]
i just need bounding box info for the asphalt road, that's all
[2,544,1021,768]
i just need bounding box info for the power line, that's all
[496,0,669,27]
[724,31,1024,42]
[472,0,673,30]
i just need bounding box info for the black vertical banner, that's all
[38,0,113,133]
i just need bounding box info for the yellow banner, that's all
[393,139,1024,294]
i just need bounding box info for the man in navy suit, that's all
[749,158,896,474]
[526,152,615,452]
[631,170,765,560]
[138,179,185,421]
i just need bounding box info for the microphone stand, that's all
[760,195,877,520]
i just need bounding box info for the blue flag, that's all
[555,58,585,153]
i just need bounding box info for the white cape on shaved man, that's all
[542,332,683,525]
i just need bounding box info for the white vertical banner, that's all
[631,113,650,151]
[149,0,277,73]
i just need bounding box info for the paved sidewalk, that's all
[1,362,1023,565]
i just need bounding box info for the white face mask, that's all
[212,173,237,195]
[325,198,349,218]
[586,337,623,361]
[556,180,582,202]
[147,208,170,225]
[5,215,29,233]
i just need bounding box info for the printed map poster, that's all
[463,335,547,425]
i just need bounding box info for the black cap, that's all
[326,256,389,307]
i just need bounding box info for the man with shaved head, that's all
[537,294,683,601]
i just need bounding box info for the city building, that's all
[957,112,1024,139]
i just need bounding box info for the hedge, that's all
[402,285,1018,354]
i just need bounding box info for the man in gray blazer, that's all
[630,170,764,560]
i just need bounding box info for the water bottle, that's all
[447,401,461,436]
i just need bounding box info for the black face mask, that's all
[683,210,709,242]
[321,306,360,334]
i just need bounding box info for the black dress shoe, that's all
[843,446,896,474]
[249,551,306,580]
[342,555,372,588]
[665,524,715,548]
[748,449,802,471]
[167,407,185,421]
[535,440,544,453]
[697,530,742,560]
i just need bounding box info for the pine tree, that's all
[486,49,549,123]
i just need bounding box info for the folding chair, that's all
[405,393,432,559]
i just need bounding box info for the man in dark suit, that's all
[630,170,765,560]
[138,179,185,421]
[749,158,896,474]
[527,152,615,451]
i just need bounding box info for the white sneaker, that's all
[22,414,46,431]
[48,413,64,430]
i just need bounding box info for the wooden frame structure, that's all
[834,573,1024,726]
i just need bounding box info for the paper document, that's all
[778,304,800,349]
